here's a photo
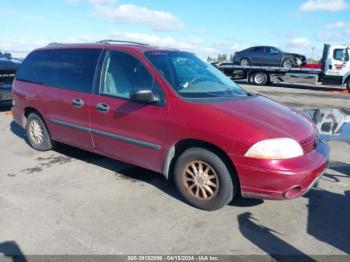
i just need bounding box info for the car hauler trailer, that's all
[217,44,350,92]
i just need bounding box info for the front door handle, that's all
[72,98,84,108]
[96,103,110,113]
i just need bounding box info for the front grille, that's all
[300,133,317,154]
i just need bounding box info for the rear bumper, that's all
[12,105,25,128]
[233,139,329,200]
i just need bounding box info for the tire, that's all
[252,72,269,86]
[174,148,236,211]
[282,58,295,69]
[346,79,350,93]
[240,58,250,67]
[25,113,54,151]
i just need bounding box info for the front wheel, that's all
[25,113,54,151]
[174,148,236,211]
[282,58,295,69]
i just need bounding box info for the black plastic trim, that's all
[50,118,161,150]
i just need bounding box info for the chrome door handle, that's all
[96,103,110,112]
[72,98,84,108]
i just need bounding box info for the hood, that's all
[283,52,305,58]
[206,94,315,143]
[0,57,21,70]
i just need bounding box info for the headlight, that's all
[245,138,303,160]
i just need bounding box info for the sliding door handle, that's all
[72,98,84,108]
[96,103,110,113]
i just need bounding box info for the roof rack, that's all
[96,39,150,46]
[47,42,91,46]
[47,40,150,46]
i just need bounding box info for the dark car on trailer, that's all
[232,46,307,69]
[0,52,21,105]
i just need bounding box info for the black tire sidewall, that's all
[174,148,235,211]
[25,113,53,151]
[253,72,268,85]
[346,79,350,92]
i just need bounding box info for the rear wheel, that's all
[25,113,54,151]
[174,148,236,211]
[240,58,250,67]
[252,72,269,86]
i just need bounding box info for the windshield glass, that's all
[145,51,246,98]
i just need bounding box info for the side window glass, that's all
[16,49,101,93]
[101,51,161,100]
[268,48,280,55]
[253,47,264,54]
[333,49,349,62]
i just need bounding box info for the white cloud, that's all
[300,0,349,12]
[89,0,184,31]
[65,0,184,31]
[286,37,311,49]
[326,21,350,29]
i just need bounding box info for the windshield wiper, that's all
[226,88,248,96]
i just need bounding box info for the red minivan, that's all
[12,41,329,210]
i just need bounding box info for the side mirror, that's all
[130,89,160,104]
[4,52,12,59]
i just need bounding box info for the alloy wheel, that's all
[29,119,44,145]
[182,160,219,200]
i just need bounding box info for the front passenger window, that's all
[101,51,157,99]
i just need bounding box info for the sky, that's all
[1,0,350,59]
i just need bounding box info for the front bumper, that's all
[232,139,329,200]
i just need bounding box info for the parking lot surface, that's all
[0,83,349,257]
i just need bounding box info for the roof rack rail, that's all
[96,39,150,46]
[47,42,91,46]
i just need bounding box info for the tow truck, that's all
[217,44,350,92]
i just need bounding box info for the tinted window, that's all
[267,47,281,55]
[16,49,101,93]
[333,49,349,61]
[101,51,160,100]
[251,47,265,54]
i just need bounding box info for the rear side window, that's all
[251,47,265,54]
[16,49,101,93]
[333,49,349,62]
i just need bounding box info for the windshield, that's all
[145,51,247,98]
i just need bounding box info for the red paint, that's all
[12,43,329,200]
[300,64,321,69]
